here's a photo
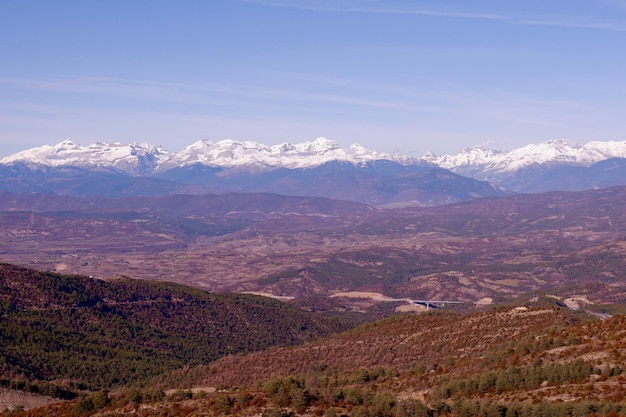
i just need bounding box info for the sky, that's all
[2,0,626,158]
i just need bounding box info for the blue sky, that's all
[2,0,626,157]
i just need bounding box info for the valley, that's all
[1,186,626,312]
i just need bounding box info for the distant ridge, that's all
[423,139,626,192]
[4,137,626,175]
[424,139,626,170]
[0,138,505,207]
[3,137,626,199]
[0,137,417,174]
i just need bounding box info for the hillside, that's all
[0,264,356,397]
[17,303,626,416]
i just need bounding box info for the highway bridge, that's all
[411,299,465,309]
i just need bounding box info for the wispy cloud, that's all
[513,18,626,32]
[25,77,113,89]
[242,0,626,32]
[242,0,504,20]
[2,76,425,112]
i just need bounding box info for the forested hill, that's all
[0,263,353,393]
[24,300,626,417]
[143,304,626,417]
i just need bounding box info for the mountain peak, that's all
[4,137,626,183]
[59,137,80,147]
[425,139,626,172]
[159,137,414,170]
[0,139,170,175]
[1,137,419,173]
[424,146,501,169]
[421,139,626,192]
[304,137,340,151]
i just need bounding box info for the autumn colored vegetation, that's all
[2,263,626,416]
[14,304,626,416]
[0,263,355,398]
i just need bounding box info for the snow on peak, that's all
[160,137,413,169]
[0,138,170,175]
[423,146,502,169]
[5,137,626,177]
[423,139,626,173]
[2,137,414,173]
[296,137,340,153]
[164,139,273,168]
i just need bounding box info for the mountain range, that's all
[0,137,413,174]
[2,138,626,205]
[0,138,503,207]
[424,139,626,192]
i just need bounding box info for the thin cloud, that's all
[242,0,504,20]
[2,76,425,112]
[3,74,603,118]
[26,77,113,89]
[216,83,421,110]
[242,0,626,32]
[513,18,626,31]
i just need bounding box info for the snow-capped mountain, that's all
[0,137,504,206]
[2,137,626,202]
[159,137,415,170]
[0,137,416,174]
[422,139,626,192]
[6,137,625,177]
[424,139,626,172]
[0,139,169,176]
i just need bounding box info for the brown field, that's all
[2,187,626,311]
